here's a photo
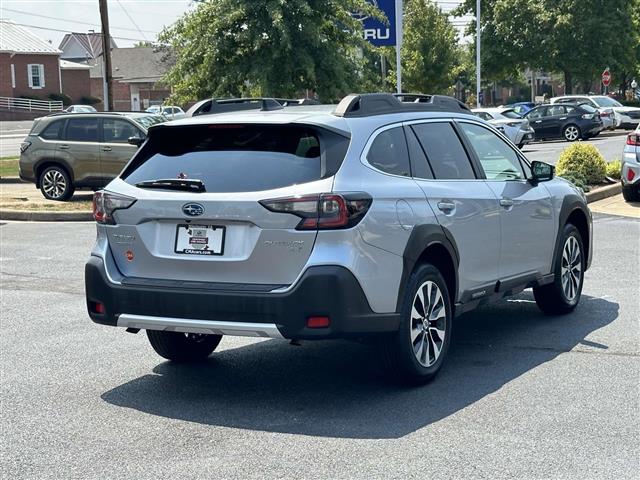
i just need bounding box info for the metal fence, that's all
[0,96,64,112]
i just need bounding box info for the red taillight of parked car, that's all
[93,191,137,225]
[259,193,372,230]
[628,169,636,182]
[627,134,639,146]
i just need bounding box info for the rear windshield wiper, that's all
[134,178,206,192]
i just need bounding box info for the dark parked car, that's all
[524,103,603,142]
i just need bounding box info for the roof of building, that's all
[59,32,116,59]
[59,59,92,70]
[90,47,171,83]
[0,19,61,55]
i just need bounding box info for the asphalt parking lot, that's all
[1,214,638,479]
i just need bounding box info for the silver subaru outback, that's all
[85,93,592,384]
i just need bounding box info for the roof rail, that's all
[188,97,323,117]
[333,93,470,118]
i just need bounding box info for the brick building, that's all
[0,19,62,99]
[88,47,172,111]
[59,59,91,104]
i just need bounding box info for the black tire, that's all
[382,264,452,385]
[562,124,581,142]
[146,330,222,362]
[622,184,640,202]
[39,165,75,201]
[533,224,585,315]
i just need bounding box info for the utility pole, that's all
[476,0,481,107]
[99,0,114,111]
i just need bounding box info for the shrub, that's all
[18,94,41,100]
[80,95,102,106]
[558,171,590,192]
[48,92,72,106]
[605,160,622,179]
[556,143,607,185]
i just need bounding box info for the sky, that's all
[0,0,471,49]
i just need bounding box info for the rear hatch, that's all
[102,122,350,287]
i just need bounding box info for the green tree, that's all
[159,0,381,103]
[455,0,640,94]
[398,0,460,94]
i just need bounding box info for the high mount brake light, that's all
[93,191,136,225]
[260,193,372,230]
[627,134,639,146]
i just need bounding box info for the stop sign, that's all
[602,69,611,87]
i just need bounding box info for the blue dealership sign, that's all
[361,0,397,47]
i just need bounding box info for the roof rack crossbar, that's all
[334,93,470,118]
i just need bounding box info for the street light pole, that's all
[476,0,481,107]
[396,0,403,94]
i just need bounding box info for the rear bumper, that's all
[85,255,401,340]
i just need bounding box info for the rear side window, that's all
[122,124,349,193]
[411,123,476,180]
[66,118,98,142]
[526,107,547,119]
[40,120,64,140]
[366,127,410,176]
[579,104,597,114]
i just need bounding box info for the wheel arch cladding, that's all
[554,195,591,271]
[397,224,459,311]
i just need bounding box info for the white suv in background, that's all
[551,95,640,130]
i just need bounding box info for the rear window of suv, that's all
[122,124,349,193]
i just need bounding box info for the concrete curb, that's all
[585,183,622,204]
[0,209,92,221]
[0,177,26,184]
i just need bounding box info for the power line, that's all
[6,21,149,43]
[115,0,148,42]
[0,6,159,34]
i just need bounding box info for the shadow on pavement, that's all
[101,292,618,439]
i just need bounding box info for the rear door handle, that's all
[437,201,456,212]
[500,198,514,208]
[559,117,567,120]
[534,120,542,123]
[102,146,112,152]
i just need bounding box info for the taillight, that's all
[600,111,610,117]
[20,141,31,153]
[582,114,595,119]
[260,193,372,230]
[506,122,521,127]
[628,169,636,182]
[627,134,639,146]
[92,191,136,225]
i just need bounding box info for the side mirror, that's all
[530,160,554,184]
[128,136,144,147]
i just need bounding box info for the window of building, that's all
[27,64,45,89]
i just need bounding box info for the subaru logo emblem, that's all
[182,203,204,217]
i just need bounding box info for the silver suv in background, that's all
[85,93,592,384]
[622,124,640,202]
[19,112,164,200]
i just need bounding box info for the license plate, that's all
[174,224,225,256]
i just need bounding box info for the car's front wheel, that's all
[533,224,585,315]
[382,264,452,384]
[146,330,222,362]
[39,165,75,201]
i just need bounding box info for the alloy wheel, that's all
[42,169,67,199]
[410,280,447,367]
[564,126,579,141]
[560,236,582,301]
